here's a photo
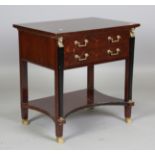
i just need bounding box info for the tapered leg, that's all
[125,103,132,123]
[124,36,135,123]
[55,47,65,143]
[87,65,94,109]
[20,60,29,125]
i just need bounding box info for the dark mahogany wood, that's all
[26,89,129,119]
[64,29,130,53]
[55,47,64,138]
[13,17,140,36]
[20,60,28,120]
[18,30,57,69]
[64,43,129,69]
[14,18,139,70]
[61,28,131,69]
[87,65,94,106]
[124,36,135,119]
[13,17,140,141]
[19,32,29,120]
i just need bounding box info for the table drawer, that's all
[64,43,129,68]
[64,30,130,53]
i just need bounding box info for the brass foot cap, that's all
[56,137,64,144]
[22,119,29,125]
[125,118,132,124]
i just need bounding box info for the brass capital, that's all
[130,28,135,38]
[57,36,64,48]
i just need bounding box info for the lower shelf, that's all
[26,89,127,121]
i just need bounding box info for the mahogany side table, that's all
[13,18,140,143]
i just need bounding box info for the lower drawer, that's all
[64,45,129,69]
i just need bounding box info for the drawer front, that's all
[64,30,130,53]
[63,30,130,68]
[64,33,91,53]
[64,43,129,68]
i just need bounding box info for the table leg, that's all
[20,60,29,125]
[87,65,94,109]
[124,36,135,123]
[55,47,65,144]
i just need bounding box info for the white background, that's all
[0,6,155,149]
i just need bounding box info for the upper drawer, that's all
[63,30,130,53]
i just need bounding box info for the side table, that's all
[13,17,140,143]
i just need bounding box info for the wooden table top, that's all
[13,17,140,36]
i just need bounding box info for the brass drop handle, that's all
[74,53,89,61]
[107,48,121,56]
[74,39,89,47]
[108,35,121,43]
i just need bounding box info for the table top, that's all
[13,17,140,36]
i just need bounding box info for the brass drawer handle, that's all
[107,48,121,56]
[74,53,89,61]
[108,35,121,43]
[74,39,89,47]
